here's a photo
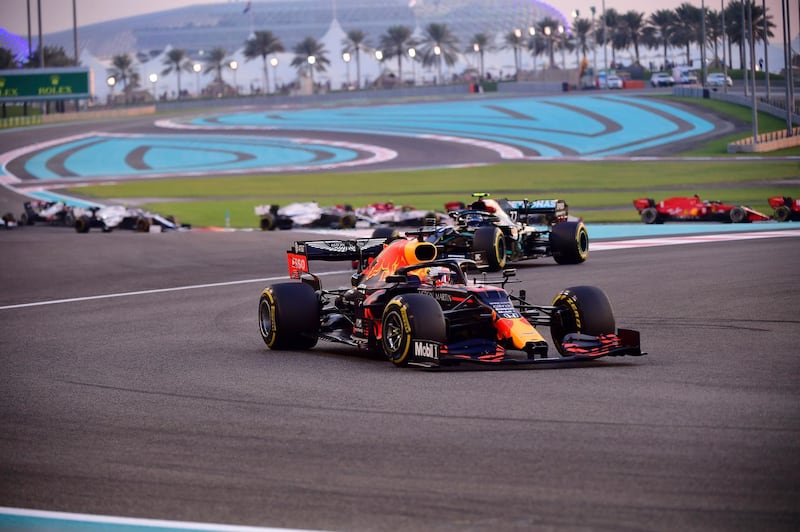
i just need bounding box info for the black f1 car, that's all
[415,193,588,271]
[258,236,643,368]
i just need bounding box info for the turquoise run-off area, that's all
[15,95,714,180]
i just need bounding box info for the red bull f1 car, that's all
[258,236,643,368]
[633,195,771,224]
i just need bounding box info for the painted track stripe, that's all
[0,507,326,531]
[0,271,351,311]
[591,229,800,250]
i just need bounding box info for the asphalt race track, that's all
[1,93,799,531]
[1,227,798,532]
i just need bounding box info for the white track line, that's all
[0,271,351,311]
[591,229,800,250]
[0,507,326,532]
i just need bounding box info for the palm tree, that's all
[291,37,330,87]
[24,45,76,68]
[705,10,724,67]
[379,25,414,84]
[600,8,621,67]
[162,48,190,97]
[536,17,561,68]
[729,1,774,69]
[526,32,547,72]
[673,3,702,65]
[342,29,369,89]
[503,30,524,75]
[572,18,593,60]
[244,30,285,94]
[0,47,20,69]
[646,9,677,68]
[469,33,491,78]
[108,53,136,94]
[619,10,646,65]
[418,23,460,84]
[204,47,228,82]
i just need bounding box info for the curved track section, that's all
[174,95,716,158]
[3,132,397,183]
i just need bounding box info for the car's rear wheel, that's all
[641,207,661,224]
[774,205,791,222]
[550,286,616,355]
[473,226,506,271]
[259,283,319,350]
[381,294,446,367]
[550,221,589,265]
[259,213,276,231]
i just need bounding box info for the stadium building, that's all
[3,0,572,101]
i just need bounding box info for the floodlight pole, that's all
[747,0,758,143]
[602,0,607,80]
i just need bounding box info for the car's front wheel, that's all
[381,294,446,367]
[473,226,507,271]
[259,283,320,350]
[75,215,91,233]
[730,207,748,223]
[550,286,616,355]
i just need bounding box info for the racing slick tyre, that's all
[75,215,91,233]
[381,294,446,367]
[640,207,661,224]
[372,226,400,242]
[473,226,507,271]
[550,221,589,265]
[135,217,151,232]
[259,283,319,350]
[550,286,616,355]
[774,205,791,222]
[729,207,748,223]
[260,213,276,231]
[338,213,357,229]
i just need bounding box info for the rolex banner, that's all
[0,68,91,102]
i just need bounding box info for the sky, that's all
[1,0,796,40]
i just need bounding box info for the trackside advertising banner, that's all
[0,68,91,102]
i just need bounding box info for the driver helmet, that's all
[423,266,450,286]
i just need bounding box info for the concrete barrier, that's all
[727,126,800,152]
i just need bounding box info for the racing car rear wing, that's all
[287,238,388,278]
[504,199,568,224]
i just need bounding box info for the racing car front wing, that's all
[403,329,644,368]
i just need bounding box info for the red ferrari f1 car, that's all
[768,196,800,222]
[633,195,771,224]
[259,236,643,368]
